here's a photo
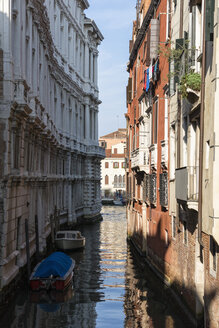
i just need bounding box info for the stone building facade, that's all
[0,0,104,290]
[99,129,126,199]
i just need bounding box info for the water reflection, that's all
[0,206,188,328]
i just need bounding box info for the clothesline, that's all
[143,59,160,92]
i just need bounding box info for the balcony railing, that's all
[175,166,199,203]
[131,148,150,173]
[131,148,139,169]
[114,183,126,189]
[161,140,168,168]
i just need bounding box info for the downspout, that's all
[176,0,184,225]
[177,0,184,169]
[198,0,206,246]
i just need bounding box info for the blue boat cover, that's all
[33,252,73,278]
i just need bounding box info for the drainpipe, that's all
[176,0,184,225]
[198,0,206,246]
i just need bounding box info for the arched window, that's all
[114,175,118,186]
[119,175,122,184]
[105,175,109,185]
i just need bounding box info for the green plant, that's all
[179,72,201,98]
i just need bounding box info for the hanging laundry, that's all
[154,59,159,81]
[149,64,153,80]
[144,70,147,90]
[146,68,150,92]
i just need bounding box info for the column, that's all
[94,109,99,141]
[85,102,90,141]
[26,8,32,89]
[84,43,89,79]
[90,51,93,83]
[94,53,98,86]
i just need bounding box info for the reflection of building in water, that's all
[0,0,104,292]
[124,254,151,328]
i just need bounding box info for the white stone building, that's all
[99,129,126,199]
[0,0,104,290]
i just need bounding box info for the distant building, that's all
[0,0,104,291]
[99,129,126,199]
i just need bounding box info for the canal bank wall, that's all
[0,213,103,307]
[128,237,200,328]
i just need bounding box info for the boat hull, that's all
[29,252,75,291]
[55,238,85,251]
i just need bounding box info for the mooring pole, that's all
[25,219,31,279]
[35,215,40,262]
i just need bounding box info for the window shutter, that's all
[174,38,184,86]
[150,19,160,60]
[146,29,151,66]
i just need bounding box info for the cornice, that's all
[128,0,158,71]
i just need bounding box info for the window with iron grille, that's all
[159,172,168,207]
[149,173,157,204]
[143,174,150,202]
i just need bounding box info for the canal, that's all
[0,206,190,328]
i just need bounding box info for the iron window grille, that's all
[159,172,168,207]
[149,173,157,204]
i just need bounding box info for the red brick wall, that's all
[202,233,219,328]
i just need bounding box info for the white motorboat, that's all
[55,230,85,251]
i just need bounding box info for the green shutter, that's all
[205,0,215,41]
[174,38,184,85]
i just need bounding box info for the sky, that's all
[86,0,137,137]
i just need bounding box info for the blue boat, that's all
[30,252,75,291]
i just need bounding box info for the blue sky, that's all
[86,0,136,137]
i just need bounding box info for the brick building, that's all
[126,0,171,279]
[126,0,219,326]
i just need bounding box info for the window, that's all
[153,100,158,144]
[12,129,20,169]
[114,148,117,154]
[105,175,109,185]
[114,175,118,187]
[122,162,126,168]
[164,97,168,140]
[165,229,169,247]
[170,124,176,180]
[105,162,109,168]
[123,175,125,186]
[100,141,107,148]
[172,215,176,239]
[113,162,119,168]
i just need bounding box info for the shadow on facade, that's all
[127,218,218,328]
[0,221,103,327]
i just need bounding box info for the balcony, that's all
[175,166,199,210]
[114,183,126,189]
[150,144,157,169]
[131,148,150,173]
[161,140,168,168]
